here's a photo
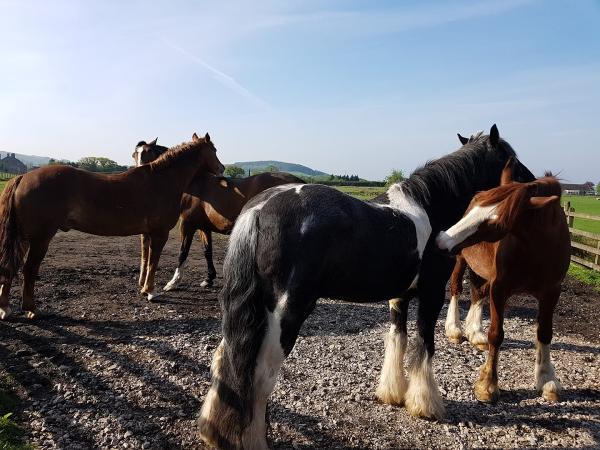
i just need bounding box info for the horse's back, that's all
[242,184,420,301]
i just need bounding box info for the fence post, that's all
[564,202,574,228]
[596,240,600,266]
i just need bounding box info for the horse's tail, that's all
[0,176,25,280]
[198,205,265,449]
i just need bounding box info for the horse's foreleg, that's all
[0,277,13,320]
[474,281,505,403]
[199,230,216,288]
[445,256,467,343]
[22,237,51,319]
[163,222,194,292]
[138,234,150,289]
[405,268,449,420]
[376,295,410,405]
[142,231,169,301]
[534,287,561,402]
[465,269,489,351]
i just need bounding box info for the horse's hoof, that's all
[147,291,162,302]
[474,380,499,403]
[0,305,12,320]
[163,281,177,292]
[24,310,36,320]
[200,280,213,288]
[468,331,488,351]
[445,327,463,344]
[541,380,561,403]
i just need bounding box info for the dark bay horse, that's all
[133,139,304,291]
[436,161,569,403]
[198,125,535,450]
[0,134,224,319]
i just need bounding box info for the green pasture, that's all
[334,185,386,200]
[562,195,600,234]
[0,180,7,193]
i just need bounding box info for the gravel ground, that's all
[0,231,599,449]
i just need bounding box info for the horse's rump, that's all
[0,176,26,279]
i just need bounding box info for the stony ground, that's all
[0,231,599,449]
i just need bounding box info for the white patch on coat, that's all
[376,323,408,405]
[295,184,303,194]
[242,293,288,450]
[437,203,499,251]
[387,184,431,258]
[0,305,11,320]
[164,266,184,291]
[535,340,561,401]
[300,214,317,235]
[134,147,144,167]
[445,295,463,342]
[404,352,445,419]
[465,298,487,348]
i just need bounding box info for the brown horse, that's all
[436,159,570,403]
[0,133,224,319]
[133,139,304,291]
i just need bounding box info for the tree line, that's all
[49,157,128,173]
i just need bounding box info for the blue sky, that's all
[1,0,599,182]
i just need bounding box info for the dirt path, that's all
[0,231,599,449]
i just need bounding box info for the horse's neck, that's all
[152,154,202,191]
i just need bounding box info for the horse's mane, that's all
[149,139,207,170]
[475,176,562,230]
[400,133,517,206]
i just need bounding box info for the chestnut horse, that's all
[436,159,570,403]
[133,139,304,290]
[0,133,224,319]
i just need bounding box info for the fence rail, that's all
[0,171,20,180]
[564,202,600,272]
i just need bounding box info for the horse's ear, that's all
[205,132,211,143]
[148,137,158,146]
[500,157,516,185]
[528,195,559,209]
[457,133,469,145]
[490,124,500,147]
[192,132,200,141]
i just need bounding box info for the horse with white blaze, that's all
[198,125,535,450]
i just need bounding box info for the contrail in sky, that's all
[162,38,271,111]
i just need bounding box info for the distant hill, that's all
[232,160,327,177]
[0,151,50,168]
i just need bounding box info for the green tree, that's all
[384,169,405,187]
[265,164,279,172]
[596,182,600,194]
[224,165,246,178]
[77,157,125,172]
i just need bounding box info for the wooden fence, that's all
[0,171,20,180]
[564,202,600,272]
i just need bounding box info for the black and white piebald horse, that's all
[198,125,535,450]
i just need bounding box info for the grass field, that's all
[0,180,8,193]
[334,185,386,200]
[562,195,600,234]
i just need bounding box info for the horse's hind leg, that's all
[0,276,13,319]
[138,234,150,289]
[534,287,561,402]
[474,282,506,403]
[164,221,194,292]
[141,231,169,301]
[199,230,216,288]
[445,256,467,344]
[22,236,52,319]
[376,294,411,405]
[465,269,489,351]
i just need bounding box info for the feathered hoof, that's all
[0,305,12,320]
[197,384,243,450]
[404,382,445,420]
[474,379,499,403]
[540,380,561,403]
[468,331,488,352]
[445,325,463,344]
[163,278,180,292]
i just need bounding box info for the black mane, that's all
[402,134,516,207]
